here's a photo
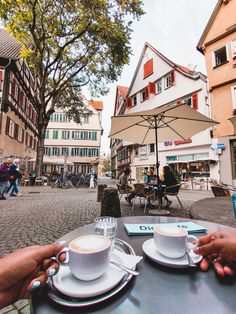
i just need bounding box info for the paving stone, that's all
[0,305,14,314]
[14,300,29,311]
[19,305,31,314]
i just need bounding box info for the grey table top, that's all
[190,196,236,228]
[32,216,236,314]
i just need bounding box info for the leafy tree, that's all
[102,157,111,173]
[0,0,144,174]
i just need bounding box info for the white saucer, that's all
[52,251,125,298]
[142,239,202,268]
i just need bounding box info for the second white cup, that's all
[154,225,198,259]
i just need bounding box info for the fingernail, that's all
[48,268,56,277]
[193,248,199,254]
[29,280,41,292]
[58,240,66,245]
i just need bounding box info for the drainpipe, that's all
[0,58,12,132]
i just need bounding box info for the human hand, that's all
[0,242,65,309]
[194,231,236,277]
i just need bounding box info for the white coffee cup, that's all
[154,225,198,259]
[56,234,111,281]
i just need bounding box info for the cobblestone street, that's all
[0,179,214,314]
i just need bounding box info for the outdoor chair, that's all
[35,176,44,185]
[163,183,184,214]
[20,175,30,186]
[116,182,129,200]
[132,183,154,214]
[211,185,231,197]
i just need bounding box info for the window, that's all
[164,73,173,89]
[232,86,236,109]
[84,114,89,124]
[132,95,137,107]
[44,147,51,156]
[156,81,162,94]
[183,96,192,107]
[231,140,236,179]
[18,127,24,142]
[149,144,155,154]
[232,39,236,58]
[52,147,60,156]
[8,119,15,137]
[61,130,70,139]
[212,45,228,67]
[140,87,149,102]
[45,129,49,139]
[52,130,58,139]
[61,147,69,156]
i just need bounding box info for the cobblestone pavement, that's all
[0,179,214,314]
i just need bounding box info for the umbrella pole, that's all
[154,116,159,178]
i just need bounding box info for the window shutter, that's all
[148,82,156,94]
[171,71,175,85]
[22,130,24,143]
[5,116,10,135]
[145,87,149,99]
[0,70,2,90]
[25,132,28,145]
[176,99,182,105]
[14,124,19,140]
[192,93,198,110]
[144,59,153,78]
[126,97,132,108]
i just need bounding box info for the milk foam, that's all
[156,226,187,236]
[70,235,110,252]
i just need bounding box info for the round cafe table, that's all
[32,216,236,314]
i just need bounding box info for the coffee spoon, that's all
[110,261,140,276]
[186,250,196,267]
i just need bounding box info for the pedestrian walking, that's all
[0,158,12,200]
[7,158,22,196]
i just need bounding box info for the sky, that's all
[88,0,218,156]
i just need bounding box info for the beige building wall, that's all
[0,109,36,159]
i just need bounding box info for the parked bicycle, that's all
[76,173,97,188]
[51,174,74,189]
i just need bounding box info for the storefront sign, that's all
[164,139,192,146]
[174,139,192,145]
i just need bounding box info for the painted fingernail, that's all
[48,268,56,277]
[29,280,41,292]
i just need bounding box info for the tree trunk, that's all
[35,135,45,176]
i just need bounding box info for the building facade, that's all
[44,98,103,174]
[0,29,38,169]
[110,85,130,179]
[112,42,218,188]
[197,0,236,185]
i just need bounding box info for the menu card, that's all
[124,222,207,236]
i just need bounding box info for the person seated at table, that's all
[0,242,65,309]
[194,230,236,277]
[161,166,178,208]
[119,167,135,204]
[147,167,157,184]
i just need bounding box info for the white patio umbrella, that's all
[109,102,218,175]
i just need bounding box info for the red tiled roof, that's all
[117,85,128,99]
[0,29,21,60]
[90,100,103,110]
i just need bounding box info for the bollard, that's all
[101,187,121,217]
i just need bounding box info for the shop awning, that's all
[28,157,73,165]
[167,158,218,164]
